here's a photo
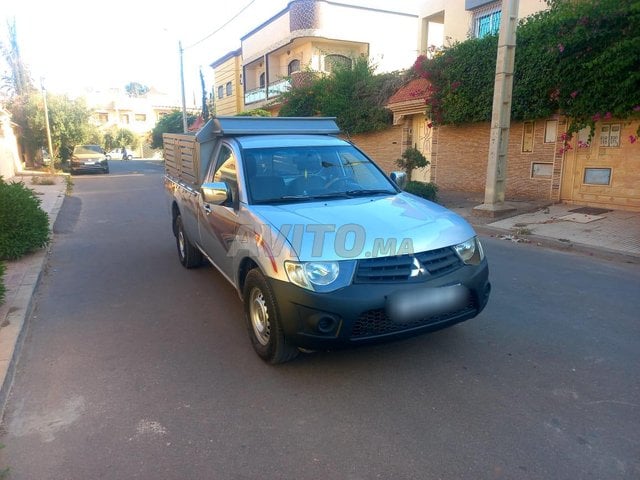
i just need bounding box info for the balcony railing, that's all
[268,79,291,97]
[244,79,292,105]
[244,87,267,105]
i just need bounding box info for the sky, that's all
[1,0,290,104]
[2,0,422,106]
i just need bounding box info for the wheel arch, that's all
[237,257,260,295]
[171,201,181,236]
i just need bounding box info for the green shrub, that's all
[0,262,5,305]
[404,181,438,202]
[0,178,50,260]
[395,147,429,181]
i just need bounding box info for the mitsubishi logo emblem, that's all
[409,257,427,277]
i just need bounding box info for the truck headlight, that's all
[285,260,356,292]
[454,236,485,265]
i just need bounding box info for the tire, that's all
[243,269,299,364]
[175,214,202,268]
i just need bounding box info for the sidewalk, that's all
[438,191,640,263]
[0,172,67,413]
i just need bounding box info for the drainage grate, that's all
[569,207,612,215]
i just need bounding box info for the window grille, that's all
[470,1,501,38]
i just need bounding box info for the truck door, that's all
[198,143,241,279]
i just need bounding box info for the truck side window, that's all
[212,145,238,206]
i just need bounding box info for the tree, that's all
[236,109,272,117]
[6,91,98,162]
[395,147,429,181]
[278,57,404,135]
[103,125,138,151]
[199,68,210,120]
[150,111,198,149]
[0,18,34,97]
[125,82,150,97]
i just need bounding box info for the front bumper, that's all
[268,260,490,350]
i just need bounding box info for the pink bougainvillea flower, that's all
[570,91,578,99]
[634,105,640,112]
[557,43,565,52]
[630,135,638,144]
[604,112,612,120]
[592,113,601,121]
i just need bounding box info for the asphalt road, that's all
[1,160,638,479]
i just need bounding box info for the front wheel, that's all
[175,214,202,268]
[243,269,299,364]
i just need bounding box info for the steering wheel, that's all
[325,177,360,191]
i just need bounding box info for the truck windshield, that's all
[243,145,398,204]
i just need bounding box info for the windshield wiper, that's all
[344,189,397,197]
[255,193,351,204]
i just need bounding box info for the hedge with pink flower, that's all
[412,0,639,144]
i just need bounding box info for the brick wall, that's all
[345,125,405,173]
[431,120,556,200]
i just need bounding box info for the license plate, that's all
[385,284,470,324]
[84,161,95,165]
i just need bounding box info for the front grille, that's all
[350,301,477,339]
[354,247,462,283]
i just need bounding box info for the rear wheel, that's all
[175,214,202,268]
[243,269,299,364]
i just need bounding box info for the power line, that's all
[184,0,256,50]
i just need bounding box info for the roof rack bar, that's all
[196,116,340,142]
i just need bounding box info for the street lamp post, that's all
[41,78,55,173]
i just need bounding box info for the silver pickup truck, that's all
[164,117,490,363]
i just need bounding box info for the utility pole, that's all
[179,41,188,133]
[474,0,519,217]
[41,78,55,173]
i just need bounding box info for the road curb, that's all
[0,186,67,418]
[475,224,640,265]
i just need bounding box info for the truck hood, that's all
[251,192,476,261]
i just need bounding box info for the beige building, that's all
[211,49,244,116]
[211,0,420,115]
[86,87,188,136]
[418,0,546,54]
[0,107,22,178]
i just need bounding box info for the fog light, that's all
[317,316,337,333]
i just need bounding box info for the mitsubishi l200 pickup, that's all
[164,117,490,363]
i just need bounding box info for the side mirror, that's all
[390,171,408,190]
[201,181,230,205]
